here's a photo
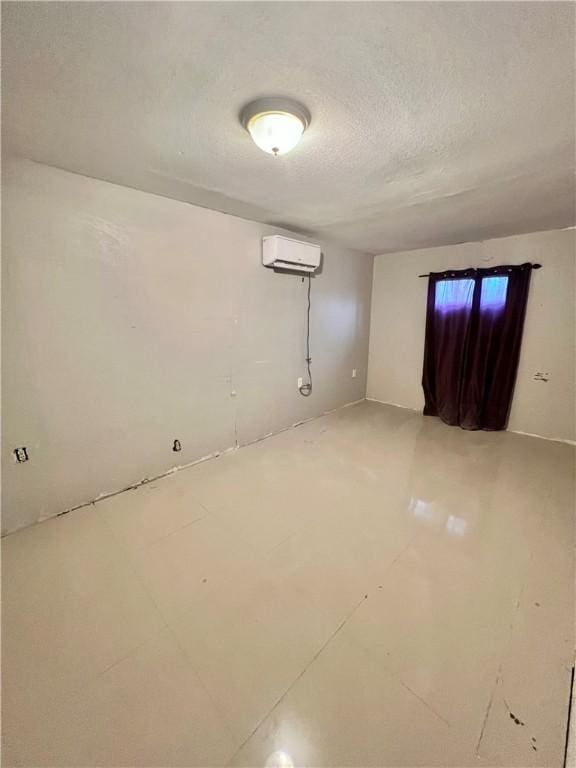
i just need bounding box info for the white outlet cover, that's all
[352,369,357,378]
[297,377,303,388]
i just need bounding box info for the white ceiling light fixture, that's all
[240,97,311,156]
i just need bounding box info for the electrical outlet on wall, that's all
[297,377,303,389]
[352,369,357,378]
[13,447,29,463]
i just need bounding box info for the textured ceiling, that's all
[3,1,575,255]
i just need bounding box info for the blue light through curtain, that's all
[434,279,475,312]
[434,276,509,313]
[480,276,508,311]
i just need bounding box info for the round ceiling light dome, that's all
[240,97,311,156]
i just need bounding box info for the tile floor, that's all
[2,401,574,767]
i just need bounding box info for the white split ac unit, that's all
[262,235,321,273]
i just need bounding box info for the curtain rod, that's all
[418,263,542,278]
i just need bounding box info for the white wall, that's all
[2,159,373,534]
[367,228,575,443]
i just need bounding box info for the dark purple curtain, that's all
[422,263,532,431]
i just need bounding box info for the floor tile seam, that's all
[397,679,452,727]
[140,506,215,551]
[11,513,175,696]
[161,620,239,761]
[2,628,170,752]
[99,504,214,555]
[94,508,177,641]
[475,665,502,757]
[223,538,418,768]
[473,540,543,759]
[98,506,239,757]
[225,592,371,766]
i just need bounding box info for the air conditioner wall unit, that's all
[262,235,321,273]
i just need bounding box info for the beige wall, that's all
[2,159,373,534]
[367,228,576,443]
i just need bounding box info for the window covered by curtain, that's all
[422,263,532,431]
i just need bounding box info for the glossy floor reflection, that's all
[2,401,574,767]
